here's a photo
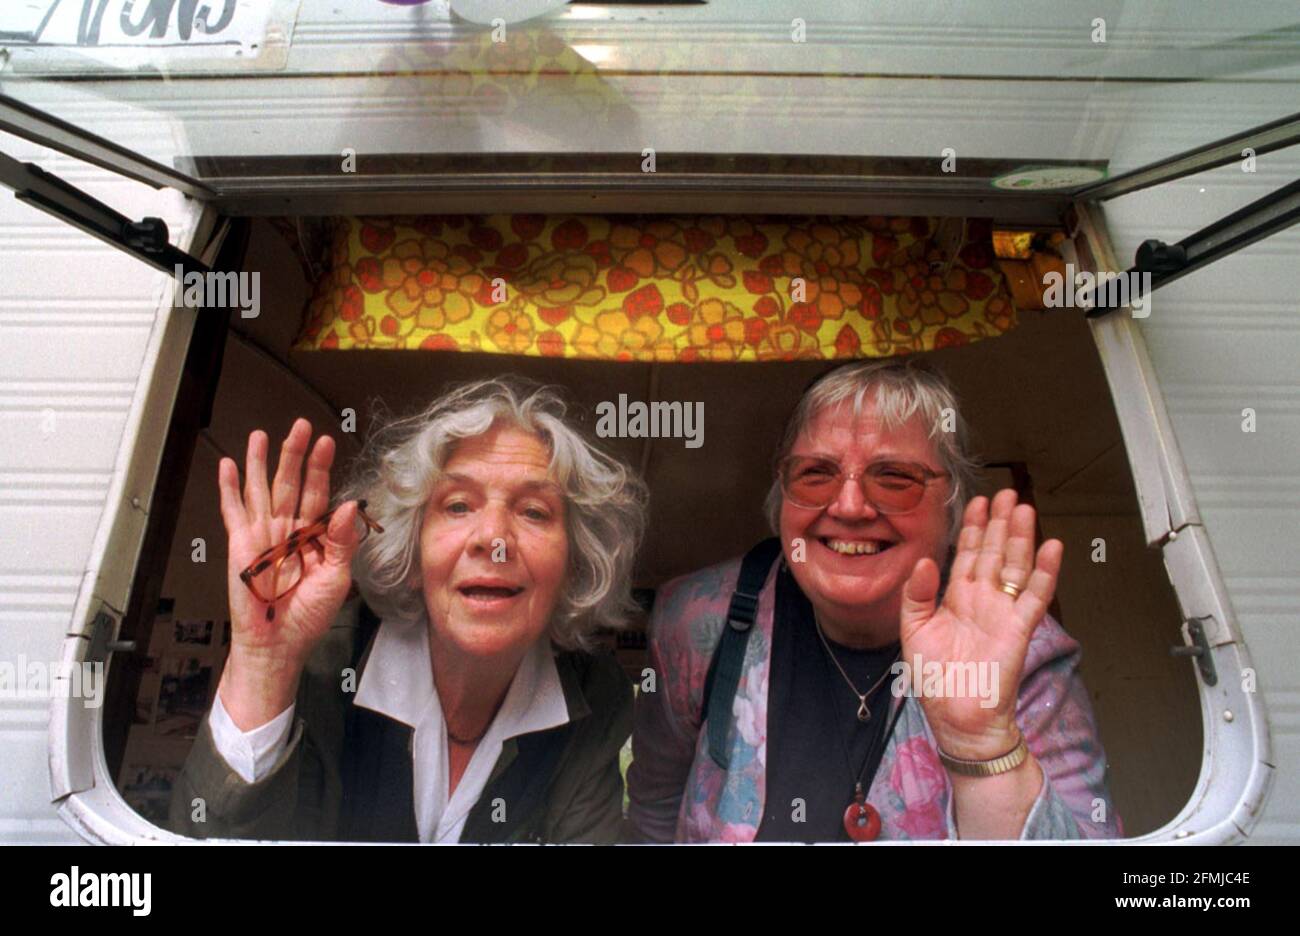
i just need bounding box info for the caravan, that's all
[0,0,1296,846]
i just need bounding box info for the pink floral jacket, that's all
[626,555,1123,842]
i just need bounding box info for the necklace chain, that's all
[814,617,899,722]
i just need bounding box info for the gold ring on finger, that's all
[999,580,1023,599]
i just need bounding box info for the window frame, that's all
[38,194,1268,846]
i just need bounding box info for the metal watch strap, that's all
[937,733,1028,777]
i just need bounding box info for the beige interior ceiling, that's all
[158,220,1200,837]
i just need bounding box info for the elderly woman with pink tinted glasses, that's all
[627,360,1121,842]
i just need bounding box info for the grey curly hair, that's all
[339,377,648,651]
[763,359,982,549]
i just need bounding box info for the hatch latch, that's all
[85,607,136,666]
[1170,616,1218,687]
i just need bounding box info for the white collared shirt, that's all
[208,611,571,842]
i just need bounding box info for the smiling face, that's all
[779,402,951,644]
[418,423,569,660]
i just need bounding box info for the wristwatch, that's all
[937,732,1028,777]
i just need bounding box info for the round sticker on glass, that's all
[992,166,1107,191]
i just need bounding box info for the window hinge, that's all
[0,150,209,279]
[1085,176,1300,318]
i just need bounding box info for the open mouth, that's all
[820,537,896,556]
[458,584,525,600]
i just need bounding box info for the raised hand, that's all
[898,489,1063,760]
[217,418,362,730]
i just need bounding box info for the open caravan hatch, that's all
[0,0,1297,844]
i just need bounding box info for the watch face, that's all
[992,166,1108,191]
[450,0,571,25]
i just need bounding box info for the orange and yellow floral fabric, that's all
[293,215,1017,361]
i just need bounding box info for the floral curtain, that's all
[293,214,1018,361]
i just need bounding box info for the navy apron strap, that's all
[702,537,783,770]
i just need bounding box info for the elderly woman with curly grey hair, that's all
[169,377,646,843]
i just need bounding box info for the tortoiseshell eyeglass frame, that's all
[238,500,384,618]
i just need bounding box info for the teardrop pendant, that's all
[856,696,870,722]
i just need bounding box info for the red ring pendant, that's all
[843,800,881,842]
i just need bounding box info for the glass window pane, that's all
[2,1,1297,197]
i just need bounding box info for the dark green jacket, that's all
[167,598,632,843]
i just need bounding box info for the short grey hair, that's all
[339,377,648,651]
[763,359,982,548]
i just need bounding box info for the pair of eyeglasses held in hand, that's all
[239,500,384,620]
